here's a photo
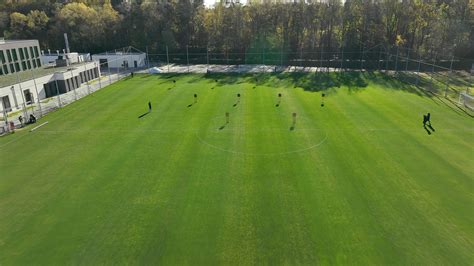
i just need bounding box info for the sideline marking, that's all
[30,121,49,132]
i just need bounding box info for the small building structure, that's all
[92,51,146,69]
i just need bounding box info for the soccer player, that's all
[226,112,230,124]
[194,94,198,103]
[148,101,152,112]
[422,114,427,127]
[426,113,431,125]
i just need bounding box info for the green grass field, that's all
[1,72,473,265]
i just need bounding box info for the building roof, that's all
[0,38,39,46]
[92,52,145,56]
[0,62,94,88]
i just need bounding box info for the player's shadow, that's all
[187,103,193,108]
[275,100,281,107]
[423,123,435,135]
[289,121,296,131]
[233,100,240,107]
[219,124,226,130]
[138,112,150,118]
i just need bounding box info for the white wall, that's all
[91,53,146,69]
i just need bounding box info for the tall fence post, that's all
[97,62,102,90]
[70,69,78,101]
[416,54,421,86]
[405,49,410,71]
[14,72,28,119]
[2,108,9,133]
[186,45,190,73]
[206,46,209,69]
[394,46,399,72]
[340,46,344,71]
[360,44,364,71]
[445,56,454,98]
[54,78,62,108]
[280,44,283,68]
[146,46,150,69]
[300,46,303,68]
[30,70,43,117]
[378,46,382,71]
[166,45,170,73]
[430,55,436,90]
[319,46,323,72]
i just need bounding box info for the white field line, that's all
[30,121,49,132]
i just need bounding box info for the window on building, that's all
[24,89,33,105]
[27,61,31,69]
[32,59,37,68]
[15,63,20,72]
[12,49,18,61]
[10,64,15,73]
[3,65,8,74]
[1,96,12,111]
[24,47,29,59]
[0,51,5,63]
[19,48,24,60]
[0,66,3,75]
[34,46,39,58]
[22,61,27,70]
[6,49,12,62]
[30,47,34,58]
[36,59,41,67]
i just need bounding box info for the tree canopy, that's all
[0,0,472,60]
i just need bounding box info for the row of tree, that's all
[1,0,473,62]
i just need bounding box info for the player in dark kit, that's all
[148,101,152,112]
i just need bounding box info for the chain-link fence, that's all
[1,49,145,135]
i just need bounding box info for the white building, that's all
[0,38,42,76]
[92,52,146,69]
[0,61,100,113]
[41,52,91,67]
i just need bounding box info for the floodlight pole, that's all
[166,45,170,73]
[385,48,390,72]
[360,44,364,71]
[30,70,43,117]
[186,45,190,73]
